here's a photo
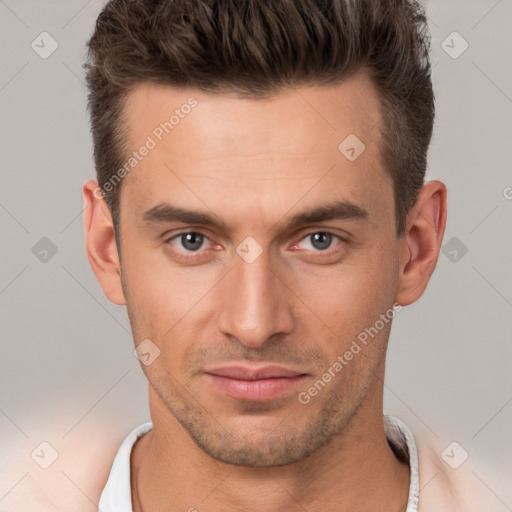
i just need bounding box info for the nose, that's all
[216,249,295,348]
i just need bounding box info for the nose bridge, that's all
[217,249,294,347]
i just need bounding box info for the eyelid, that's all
[164,228,213,243]
[163,228,348,256]
[165,229,213,247]
[292,229,347,247]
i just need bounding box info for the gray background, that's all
[1,0,511,510]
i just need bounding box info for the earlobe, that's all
[83,180,126,306]
[395,181,447,306]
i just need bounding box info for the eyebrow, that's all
[142,200,369,233]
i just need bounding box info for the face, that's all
[116,75,402,466]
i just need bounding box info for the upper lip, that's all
[204,365,306,380]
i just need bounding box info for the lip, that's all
[204,365,308,402]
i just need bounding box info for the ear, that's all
[395,180,447,306]
[83,180,126,305]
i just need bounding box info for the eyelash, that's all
[165,230,346,260]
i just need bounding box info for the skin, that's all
[83,73,446,511]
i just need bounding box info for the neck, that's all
[131,383,410,512]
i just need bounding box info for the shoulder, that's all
[0,421,129,511]
[412,426,497,512]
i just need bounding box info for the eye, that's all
[168,232,209,252]
[296,232,342,251]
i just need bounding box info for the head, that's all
[83,0,446,467]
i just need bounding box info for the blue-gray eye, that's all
[309,232,332,250]
[178,232,204,251]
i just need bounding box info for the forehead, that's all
[118,75,393,231]
[123,74,382,154]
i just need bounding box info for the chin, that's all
[184,414,339,468]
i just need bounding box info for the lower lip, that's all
[206,374,307,401]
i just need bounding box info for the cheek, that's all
[121,247,221,361]
[121,240,207,314]
[292,247,399,344]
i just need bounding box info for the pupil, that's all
[311,232,331,250]
[182,233,203,251]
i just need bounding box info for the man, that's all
[81,1,482,510]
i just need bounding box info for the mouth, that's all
[204,365,308,402]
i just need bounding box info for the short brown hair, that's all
[85,0,434,235]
